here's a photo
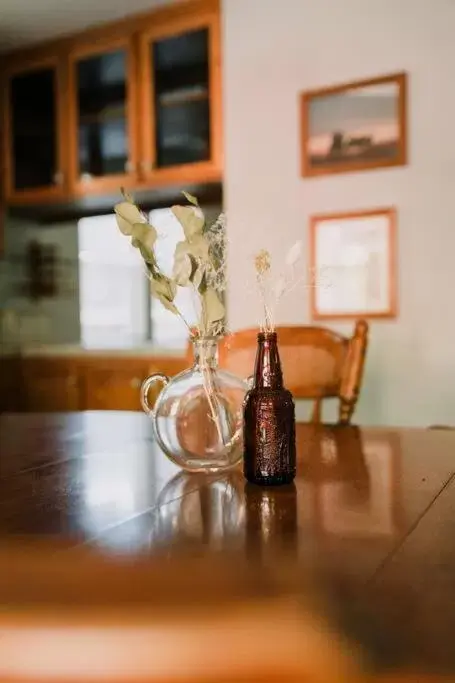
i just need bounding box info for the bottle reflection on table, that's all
[244,482,298,562]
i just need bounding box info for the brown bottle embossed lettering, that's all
[243,332,296,486]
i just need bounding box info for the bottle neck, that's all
[253,332,283,389]
[193,337,219,370]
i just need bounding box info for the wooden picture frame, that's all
[309,207,397,320]
[300,72,407,177]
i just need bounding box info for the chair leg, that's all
[311,399,322,423]
[339,399,355,424]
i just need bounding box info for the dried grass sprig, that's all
[253,241,305,333]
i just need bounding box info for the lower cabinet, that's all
[0,355,25,412]
[8,354,186,413]
[82,358,184,411]
[22,359,81,412]
[83,366,145,411]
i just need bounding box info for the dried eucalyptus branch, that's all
[114,189,229,447]
[114,189,227,339]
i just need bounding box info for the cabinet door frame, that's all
[2,54,68,204]
[138,10,222,186]
[67,36,139,196]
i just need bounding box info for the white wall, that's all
[223,0,455,427]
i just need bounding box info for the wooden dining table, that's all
[1,411,455,682]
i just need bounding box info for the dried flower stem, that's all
[257,275,273,333]
[199,352,225,447]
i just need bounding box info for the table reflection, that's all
[148,471,246,551]
[79,438,181,539]
[244,483,298,561]
[84,424,403,554]
[297,424,402,538]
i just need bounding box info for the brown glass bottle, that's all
[243,332,296,486]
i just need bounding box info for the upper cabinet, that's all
[139,10,221,184]
[3,57,66,203]
[68,38,138,195]
[1,0,221,206]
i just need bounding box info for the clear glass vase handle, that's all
[140,373,169,417]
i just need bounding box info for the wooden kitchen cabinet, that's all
[0,355,25,412]
[68,37,139,196]
[82,360,147,411]
[81,356,185,410]
[138,6,222,185]
[2,55,67,204]
[1,0,221,206]
[22,359,80,412]
[17,355,186,413]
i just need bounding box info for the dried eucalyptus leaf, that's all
[192,263,205,290]
[114,201,146,236]
[134,241,154,264]
[181,191,199,206]
[172,253,193,286]
[150,275,178,314]
[175,235,209,262]
[172,205,205,241]
[202,288,225,329]
[131,222,157,251]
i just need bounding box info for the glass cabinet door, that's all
[75,48,130,182]
[150,28,211,169]
[9,66,59,193]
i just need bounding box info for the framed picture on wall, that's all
[300,72,407,177]
[309,207,397,320]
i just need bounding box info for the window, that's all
[78,208,192,350]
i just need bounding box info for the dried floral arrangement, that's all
[253,241,307,333]
[114,190,226,340]
[114,190,230,449]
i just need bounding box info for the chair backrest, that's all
[219,322,368,424]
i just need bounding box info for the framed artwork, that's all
[300,72,407,177]
[309,208,397,320]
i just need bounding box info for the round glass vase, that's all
[141,337,248,473]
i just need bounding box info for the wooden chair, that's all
[219,322,369,424]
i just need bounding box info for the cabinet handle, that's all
[53,171,64,186]
[125,160,135,173]
[130,377,141,389]
[67,376,77,388]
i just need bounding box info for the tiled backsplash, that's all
[1,217,80,351]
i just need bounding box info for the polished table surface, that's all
[1,412,455,680]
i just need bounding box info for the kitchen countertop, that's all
[1,344,187,359]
